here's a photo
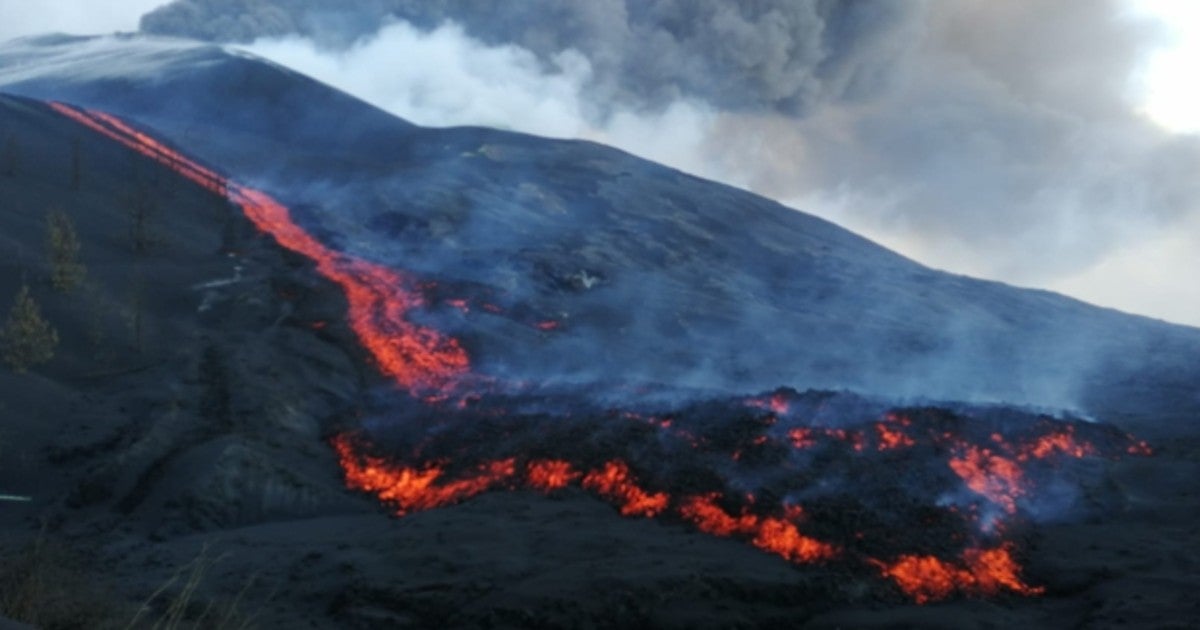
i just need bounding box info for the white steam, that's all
[244,22,722,181]
[242,12,1200,328]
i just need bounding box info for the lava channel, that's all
[49,101,469,398]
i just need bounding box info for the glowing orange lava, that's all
[1017,426,1095,461]
[50,102,469,397]
[526,459,581,491]
[1127,439,1154,456]
[332,434,515,515]
[948,427,1103,514]
[873,545,1045,603]
[679,494,837,562]
[876,422,916,450]
[787,428,817,449]
[949,445,1025,514]
[747,393,790,415]
[582,461,670,517]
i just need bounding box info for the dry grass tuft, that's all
[0,529,121,629]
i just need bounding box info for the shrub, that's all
[1,133,18,177]
[0,285,58,373]
[46,208,86,291]
[126,180,157,254]
[0,532,122,628]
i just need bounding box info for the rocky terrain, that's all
[0,35,1196,628]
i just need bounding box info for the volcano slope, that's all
[0,34,1197,628]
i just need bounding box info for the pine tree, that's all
[1,285,58,373]
[1,134,18,177]
[125,180,156,254]
[70,136,82,190]
[46,208,86,291]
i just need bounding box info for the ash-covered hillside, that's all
[2,34,1197,434]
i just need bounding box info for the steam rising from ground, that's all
[137,0,1200,327]
[242,22,721,198]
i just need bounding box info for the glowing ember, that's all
[874,545,1045,603]
[679,494,760,536]
[949,445,1025,514]
[526,459,580,491]
[752,517,838,563]
[1017,427,1095,461]
[581,461,669,517]
[1127,439,1154,456]
[947,426,1108,514]
[332,434,515,515]
[679,495,836,562]
[747,393,790,415]
[875,422,916,451]
[787,428,817,449]
[832,428,866,453]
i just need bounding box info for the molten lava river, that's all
[52,101,1155,605]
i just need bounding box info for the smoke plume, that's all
[138,0,1200,326]
[142,0,919,115]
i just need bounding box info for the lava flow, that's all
[52,101,1155,605]
[49,102,468,397]
[329,386,1150,603]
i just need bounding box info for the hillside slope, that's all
[2,35,1197,433]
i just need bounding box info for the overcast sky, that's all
[1,1,1197,328]
[0,0,161,42]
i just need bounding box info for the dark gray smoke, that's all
[137,0,1200,327]
[141,0,920,115]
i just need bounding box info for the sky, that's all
[1045,0,1200,327]
[0,1,1196,328]
[0,0,162,42]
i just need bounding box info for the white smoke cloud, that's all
[1046,213,1200,327]
[245,22,722,180]
[241,10,1200,327]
